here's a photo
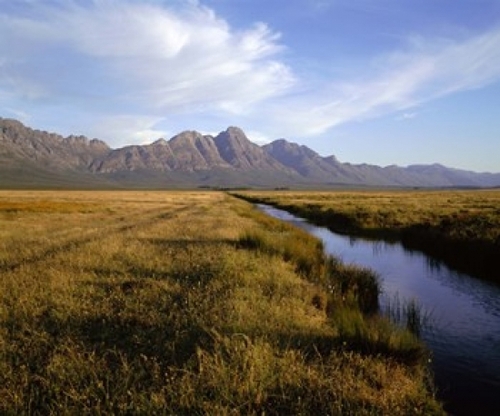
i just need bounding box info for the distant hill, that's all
[1,117,499,188]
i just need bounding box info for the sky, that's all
[1,0,500,172]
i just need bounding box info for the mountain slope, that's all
[263,139,359,184]
[0,118,110,169]
[1,117,499,188]
[0,118,114,188]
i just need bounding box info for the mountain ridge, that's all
[1,117,499,188]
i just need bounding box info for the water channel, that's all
[258,204,500,416]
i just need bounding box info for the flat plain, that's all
[0,190,443,414]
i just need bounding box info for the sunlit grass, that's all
[0,190,443,414]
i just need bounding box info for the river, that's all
[258,204,500,416]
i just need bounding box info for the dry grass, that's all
[235,189,500,281]
[0,190,443,414]
[234,189,500,236]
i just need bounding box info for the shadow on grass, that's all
[270,328,425,367]
[31,298,213,367]
[140,237,236,249]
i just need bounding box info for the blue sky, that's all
[1,0,500,172]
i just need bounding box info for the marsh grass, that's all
[321,257,380,315]
[238,228,325,280]
[0,190,443,414]
[235,190,500,281]
[382,294,434,338]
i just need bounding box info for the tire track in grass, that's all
[0,205,191,273]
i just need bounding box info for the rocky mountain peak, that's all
[213,126,283,170]
[169,130,205,145]
[165,130,227,170]
[152,138,169,146]
[224,126,247,138]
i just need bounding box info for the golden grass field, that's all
[0,190,443,414]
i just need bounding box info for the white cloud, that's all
[0,0,294,124]
[245,130,272,145]
[86,115,169,148]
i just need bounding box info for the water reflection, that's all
[258,204,500,416]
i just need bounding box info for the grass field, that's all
[235,189,500,282]
[0,190,443,414]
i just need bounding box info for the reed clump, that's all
[0,190,443,414]
[383,294,433,338]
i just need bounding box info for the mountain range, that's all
[1,117,499,189]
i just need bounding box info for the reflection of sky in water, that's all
[259,204,500,415]
[297,219,500,330]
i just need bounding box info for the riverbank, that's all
[256,202,500,416]
[234,189,500,283]
[0,190,443,414]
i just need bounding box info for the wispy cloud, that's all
[266,26,500,137]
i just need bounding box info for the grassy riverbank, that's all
[235,189,500,283]
[0,190,443,414]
